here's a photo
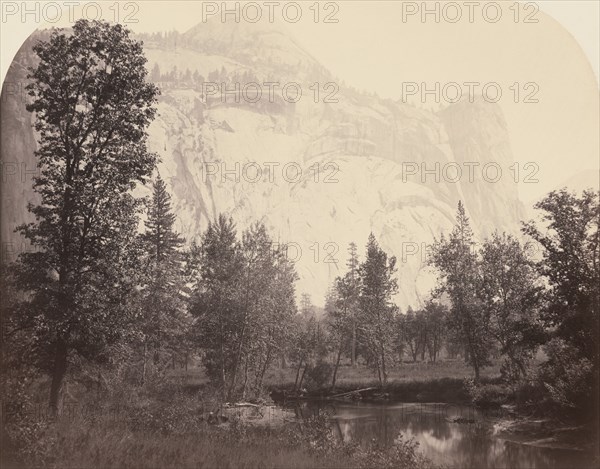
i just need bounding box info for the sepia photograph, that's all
[0,1,598,468]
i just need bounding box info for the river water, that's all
[278,401,594,469]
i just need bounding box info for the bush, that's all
[539,338,596,416]
[304,361,333,390]
[464,378,510,408]
[512,377,547,413]
[352,434,430,469]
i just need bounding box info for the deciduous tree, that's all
[12,20,159,412]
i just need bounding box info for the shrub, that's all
[539,338,596,416]
[464,378,510,408]
[304,361,333,390]
[352,434,429,469]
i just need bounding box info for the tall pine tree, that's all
[346,242,360,367]
[138,175,187,383]
[358,234,398,386]
[430,201,492,381]
[190,214,243,397]
[142,175,184,267]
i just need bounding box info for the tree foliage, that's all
[190,216,298,400]
[479,232,545,380]
[430,202,493,380]
[358,234,398,386]
[523,189,599,412]
[9,19,159,411]
[137,175,188,383]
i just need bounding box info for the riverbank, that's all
[269,376,488,404]
[1,375,438,469]
[268,376,599,459]
[3,362,597,468]
[493,416,600,454]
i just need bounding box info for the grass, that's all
[258,359,501,404]
[177,358,501,392]
[3,359,502,469]
[2,383,435,469]
[12,419,360,469]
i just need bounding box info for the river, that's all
[275,401,595,469]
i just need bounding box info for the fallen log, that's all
[328,387,377,399]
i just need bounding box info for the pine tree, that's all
[346,242,360,366]
[430,201,492,381]
[324,284,338,317]
[142,175,184,267]
[190,214,243,397]
[358,234,398,386]
[138,175,187,383]
[150,63,161,82]
[300,293,314,319]
[326,280,345,389]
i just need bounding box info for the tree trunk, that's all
[351,322,356,367]
[330,341,343,391]
[218,308,226,401]
[228,324,247,400]
[298,364,308,390]
[228,267,253,400]
[241,358,249,400]
[294,358,303,391]
[49,339,68,415]
[380,342,388,385]
[517,359,528,378]
[257,346,273,395]
[220,343,226,400]
[473,358,480,382]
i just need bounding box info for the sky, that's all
[1,1,599,201]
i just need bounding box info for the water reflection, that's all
[285,401,593,469]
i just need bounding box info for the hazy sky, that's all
[1,1,598,201]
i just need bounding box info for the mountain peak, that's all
[183,17,319,73]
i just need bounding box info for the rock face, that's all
[0,21,525,309]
